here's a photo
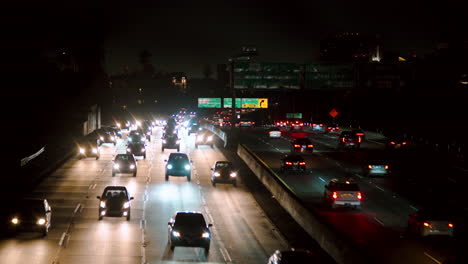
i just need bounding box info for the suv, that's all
[195,130,214,148]
[338,131,361,149]
[112,154,137,177]
[323,179,362,209]
[126,142,146,159]
[97,186,134,221]
[162,133,180,152]
[167,211,212,254]
[280,154,306,173]
[292,138,314,153]
[164,153,192,181]
[210,161,237,187]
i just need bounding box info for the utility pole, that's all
[229,58,237,127]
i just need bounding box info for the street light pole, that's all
[229,59,237,127]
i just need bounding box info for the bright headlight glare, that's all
[37,218,46,225]
[214,172,220,177]
[92,148,98,153]
[111,136,115,140]
[130,164,135,169]
[100,201,106,208]
[114,164,119,169]
[207,136,213,141]
[141,148,145,152]
[79,148,85,154]
[128,138,132,141]
[11,217,19,224]
[230,172,237,177]
[185,164,191,170]
[141,138,145,142]
[176,140,181,144]
[202,232,210,238]
[167,164,173,169]
[172,231,181,237]
[127,148,131,152]
[162,140,167,144]
[123,202,130,209]
[197,136,203,141]
[100,137,104,140]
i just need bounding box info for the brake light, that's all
[357,192,362,200]
[358,137,362,143]
[336,127,339,129]
[342,138,345,142]
[247,121,251,124]
[423,222,430,227]
[448,223,454,228]
[285,162,292,165]
[332,192,338,199]
[390,142,396,145]
[384,165,389,169]
[300,123,303,126]
[356,133,364,136]
[312,123,316,126]
[308,144,313,148]
[402,142,407,145]
[294,144,300,147]
[368,165,373,169]
[328,127,332,129]
[299,162,306,165]
[345,181,350,184]
[320,124,323,126]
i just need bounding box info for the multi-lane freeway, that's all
[1,127,295,264]
[239,126,467,264]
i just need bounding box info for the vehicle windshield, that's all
[331,183,360,191]
[215,162,232,169]
[169,154,188,162]
[116,155,133,161]
[103,189,128,199]
[174,213,206,228]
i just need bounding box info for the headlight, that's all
[111,136,115,141]
[117,123,121,128]
[37,218,46,225]
[100,201,106,208]
[141,138,145,142]
[79,148,85,154]
[202,232,210,238]
[162,140,167,144]
[214,172,220,177]
[100,136,104,141]
[128,138,132,142]
[197,136,204,141]
[167,164,173,169]
[185,164,191,170]
[230,172,237,177]
[141,148,145,152]
[11,217,19,224]
[176,140,181,144]
[127,148,131,152]
[92,148,98,153]
[172,231,181,237]
[207,136,213,141]
[114,164,120,169]
[130,164,135,169]
[123,202,130,209]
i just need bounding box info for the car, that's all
[128,130,146,143]
[195,131,214,148]
[238,119,255,127]
[289,120,304,130]
[385,136,408,150]
[163,126,178,138]
[363,159,390,177]
[126,142,146,159]
[407,207,456,237]
[280,154,306,173]
[323,179,362,209]
[77,139,100,160]
[112,154,137,177]
[268,249,327,264]
[138,127,152,142]
[292,138,314,152]
[325,124,340,133]
[96,128,117,146]
[338,131,361,149]
[275,120,288,128]
[162,133,180,152]
[351,129,366,141]
[167,211,212,254]
[311,122,325,131]
[268,127,282,138]
[8,198,52,236]
[188,124,202,135]
[97,186,134,221]
[210,161,237,187]
[164,153,192,181]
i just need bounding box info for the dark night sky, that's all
[103,0,468,77]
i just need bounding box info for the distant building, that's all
[320,33,383,62]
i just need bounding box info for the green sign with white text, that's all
[198,98,221,108]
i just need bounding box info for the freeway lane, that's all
[0,127,288,264]
[239,127,465,264]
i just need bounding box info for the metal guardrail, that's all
[20,146,45,167]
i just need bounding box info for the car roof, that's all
[283,155,304,160]
[169,153,188,158]
[103,186,128,191]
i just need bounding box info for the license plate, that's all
[342,193,353,198]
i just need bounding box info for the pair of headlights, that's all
[167,164,191,170]
[100,201,130,209]
[172,231,209,238]
[11,217,46,225]
[214,172,237,177]
[79,148,98,154]
[113,164,135,169]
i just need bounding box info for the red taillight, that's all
[357,192,362,200]
[342,138,345,142]
[390,141,396,145]
[332,192,338,199]
[327,127,332,129]
[336,127,339,129]
[247,121,251,124]
[299,162,306,165]
[384,165,389,169]
[320,124,323,127]
[300,123,303,126]
[368,165,373,169]
[448,223,454,228]
[358,137,362,143]
[308,144,313,147]
[294,144,300,147]
[402,142,407,145]
[312,123,316,126]
[285,162,292,165]
[423,222,430,227]
[356,133,364,136]
[345,181,350,184]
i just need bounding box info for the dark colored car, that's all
[210,161,237,187]
[292,138,314,153]
[77,139,100,160]
[164,153,192,181]
[112,154,137,177]
[325,124,340,133]
[96,129,117,146]
[407,207,456,237]
[8,198,52,236]
[338,131,361,149]
[167,211,212,254]
[280,155,306,173]
[268,249,328,264]
[363,159,390,177]
[162,133,180,152]
[97,186,134,221]
[385,136,408,150]
[128,130,146,144]
[195,131,214,148]
[126,142,146,159]
[188,124,202,135]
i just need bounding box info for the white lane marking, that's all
[374,185,385,192]
[318,177,326,183]
[354,173,364,179]
[58,232,67,246]
[220,247,232,262]
[410,205,418,211]
[140,219,146,229]
[424,252,442,264]
[374,217,385,226]
[74,203,81,214]
[447,177,457,183]
[92,183,96,189]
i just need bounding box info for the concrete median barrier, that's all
[237,143,369,264]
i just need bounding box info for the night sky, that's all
[103,0,467,77]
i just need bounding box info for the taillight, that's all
[384,165,389,169]
[402,142,407,145]
[368,165,373,169]
[448,223,454,228]
[308,144,313,147]
[294,144,300,147]
[357,192,362,200]
[328,127,332,129]
[336,127,339,129]
[286,162,292,165]
[358,137,362,143]
[423,222,430,227]
[342,138,345,142]
[299,162,306,165]
[300,123,303,126]
[345,181,350,184]
[320,124,323,127]
[390,141,396,145]
[332,192,338,199]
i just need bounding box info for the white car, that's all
[268,128,282,138]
